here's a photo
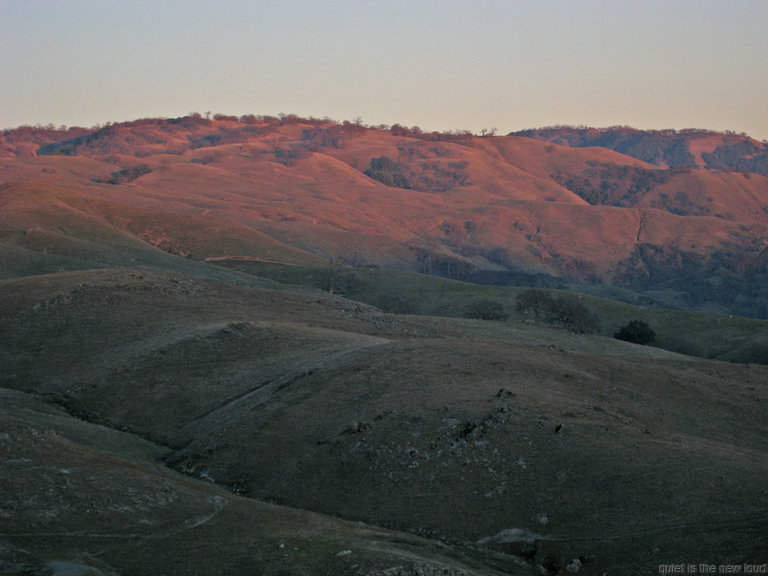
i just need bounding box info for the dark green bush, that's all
[614,320,656,345]
[364,156,411,189]
[515,289,553,321]
[516,288,600,333]
[549,297,600,333]
[107,163,152,184]
[376,294,416,314]
[464,298,508,321]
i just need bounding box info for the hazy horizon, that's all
[2,0,767,140]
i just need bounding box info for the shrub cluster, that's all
[364,156,411,189]
[551,162,670,207]
[107,163,152,184]
[516,289,600,333]
[464,298,508,321]
[614,320,656,345]
[376,294,417,314]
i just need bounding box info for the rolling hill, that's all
[3,115,768,316]
[2,114,767,575]
[1,266,766,575]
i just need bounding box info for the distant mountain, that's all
[512,125,768,174]
[2,115,768,317]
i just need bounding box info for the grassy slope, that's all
[1,266,766,576]
[4,120,766,286]
[213,260,768,364]
[1,387,521,576]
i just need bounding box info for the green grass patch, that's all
[221,260,768,364]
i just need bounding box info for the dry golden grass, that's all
[3,118,766,287]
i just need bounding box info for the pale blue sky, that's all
[2,1,767,139]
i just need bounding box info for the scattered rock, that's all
[342,421,372,434]
[566,557,582,573]
[477,527,539,560]
[535,539,562,576]
[47,561,101,576]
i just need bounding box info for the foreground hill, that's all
[1,267,767,575]
[2,115,768,317]
[1,384,519,576]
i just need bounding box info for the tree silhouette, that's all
[614,320,655,345]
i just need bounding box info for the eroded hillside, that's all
[3,115,768,316]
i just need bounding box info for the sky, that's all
[2,0,767,139]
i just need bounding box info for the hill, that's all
[3,115,768,317]
[1,380,520,576]
[1,266,766,575]
[2,114,768,575]
[512,125,768,174]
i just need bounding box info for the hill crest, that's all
[2,114,768,317]
[512,125,768,173]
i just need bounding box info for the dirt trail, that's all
[159,494,229,536]
[1,494,229,541]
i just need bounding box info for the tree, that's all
[516,289,554,322]
[614,320,655,345]
[322,255,363,295]
[465,298,508,321]
[376,294,416,314]
[516,289,599,333]
[106,163,152,184]
[549,297,600,333]
[364,156,411,189]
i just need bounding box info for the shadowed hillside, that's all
[1,267,766,575]
[513,126,768,173]
[1,386,521,576]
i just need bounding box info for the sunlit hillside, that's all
[3,115,768,317]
